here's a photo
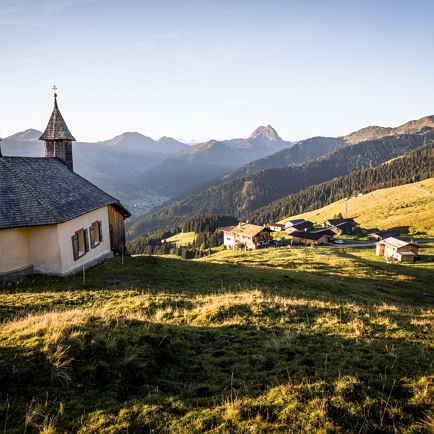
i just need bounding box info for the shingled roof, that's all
[39,96,76,141]
[0,157,130,229]
[378,237,418,249]
[222,223,270,237]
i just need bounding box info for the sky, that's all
[1,0,433,142]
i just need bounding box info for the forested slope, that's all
[249,145,434,224]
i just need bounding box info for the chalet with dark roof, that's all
[368,230,400,241]
[284,219,307,229]
[323,218,359,235]
[286,220,314,233]
[289,230,332,246]
[0,92,130,279]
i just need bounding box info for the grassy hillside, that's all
[164,231,197,246]
[1,244,433,433]
[279,178,434,236]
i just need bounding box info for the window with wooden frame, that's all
[71,228,89,260]
[89,220,103,248]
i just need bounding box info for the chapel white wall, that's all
[27,224,62,273]
[57,206,111,274]
[0,228,31,273]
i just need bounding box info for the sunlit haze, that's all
[1,0,433,142]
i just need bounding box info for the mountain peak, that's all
[101,132,154,147]
[6,129,43,141]
[249,125,281,141]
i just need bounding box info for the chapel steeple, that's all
[40,86,76,170]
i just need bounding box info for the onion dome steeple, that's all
[40,86,76,170]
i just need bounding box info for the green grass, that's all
[279,178,434,237]
[164,231,197,246]
[0,245,433,433]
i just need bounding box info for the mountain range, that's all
[1,125,291,201]
[0,129,188,199]
[138,125,292,196]
[215,115,434,184]
[3,115,433,240]
[127,115,434,238]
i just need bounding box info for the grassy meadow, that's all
[279,178,434,237]
[1,245,433,433]
[164,232,197,246]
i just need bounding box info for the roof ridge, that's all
[1,158,61,223]
[63,163,130,216]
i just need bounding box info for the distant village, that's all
[222,218,420,263]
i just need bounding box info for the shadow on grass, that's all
[2,254,433,307]
[0,313,431,433]
[336,249,434,282]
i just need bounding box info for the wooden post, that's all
[82,264,86,286]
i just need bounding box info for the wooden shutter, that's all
[89,225,95,248]
[98,221,103,242]
[72,234,79,260]
[84,228,89,252]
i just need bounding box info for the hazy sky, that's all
[1,0,433,142]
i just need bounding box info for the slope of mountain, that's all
[98,132,188,154]
[128,131,434,237]
[344,115,434,144]
[137,125,293,197]
[4,128,42,142]
[1,129,45,157]
[138,140,245,196]
[279,177,434,237]
[220,136,346,182]
[248,145,434,227]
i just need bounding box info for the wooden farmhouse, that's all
[368,230,399,241]
[289,230,332,246]
[0,93,130,280]
[222,223,272,250]
[324,218,359,235]
[376,237,419,262]
[285,219,314,233]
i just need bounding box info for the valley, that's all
[128,126,434,238]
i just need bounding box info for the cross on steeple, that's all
[40,86,76,170]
